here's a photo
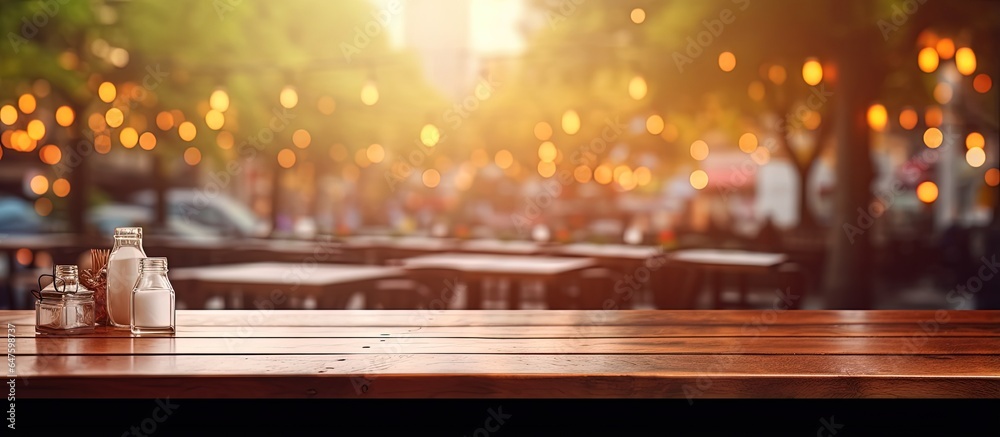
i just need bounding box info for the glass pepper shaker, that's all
[35,265,96,335]
[107,227,147,329]
[131,257,175,335]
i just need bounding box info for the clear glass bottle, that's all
[35,265,96,335]
[131,257,175,335]
[107,227,147,329]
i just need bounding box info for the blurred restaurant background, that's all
[1,0,999,311]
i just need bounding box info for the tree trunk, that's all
[270,160,282,237]
[152,154,168,231]
[822,47,877,309]
[67,106,88,235]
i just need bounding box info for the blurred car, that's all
[131,189,270,238]
[87,203,224,241]
[0,196,46,234]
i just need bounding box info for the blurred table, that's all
[339,235,457,265]
[400,253,596,309]
[10,309,1000,398]
[0,233,100,308]
[665,249,790,309]
[170,262,405,309]
[455,239,545,255]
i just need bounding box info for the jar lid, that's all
[39,283,94,300]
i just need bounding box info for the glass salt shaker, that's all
[35,265,96,335]
[130,257,175,335]
[107,227,147,329]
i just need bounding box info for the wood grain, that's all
[5,309,999,399]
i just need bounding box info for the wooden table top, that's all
[400,252,596,275]
[553,242,664,260]
[169,262,404,286]
[7,309,999,399]
[456,239,544,255]
[667,248,788,268]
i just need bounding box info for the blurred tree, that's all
[501,0,999,308]
[1,0,449,234]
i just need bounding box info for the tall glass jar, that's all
[35,265,96,335]
[107,227,146,329]
[131,257,175,335]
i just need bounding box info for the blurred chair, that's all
[363,278,429,309]
[649,264,703,309]
[547,267,624,310]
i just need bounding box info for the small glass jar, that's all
[35,265,96,335]
[131,257,175,335]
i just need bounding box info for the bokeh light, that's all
[690,170,709,190]
[925,106,943,128]
[537,161,556,178]
[634,166,651,186]
[120,127,138,148]
[39,145,61,165]
[205,109,225,130]
[292,129,311,148]
[55,106,75,127]
[317,96,336,115]
[936,38,955,59]
[29,175,49,195]
[646,114,664,135]
[867,104,887,132]
[955,47,976,75]
[630,8,645,24]
[156,111,174,130]
[0,105,16,125]
[594,164,613,185]
[422,169,441,188]
[98,82,116,103]
[138,132,157,150]
[105,107,124,128]
[26,119,46,140]
[561,110,580,134]
[767,65,786,84]
[899,108,918,130]
[18,94,36,114]
[214,131,233,150]
[210,89,230,112]
[366,143,385,163]
[628,76,647,100]
[966,147,986,167]
[495,149,514,169]
[34,198,52,217]
[738,133,758,153]
[15,248,32,266]
[973,74,992,93]
[178,121,197,141]
[538,141,557,162]
[421,124,440,147]
[933,82,953,104]
[52,178,70,197]
[966,132,985,149]
[718,51,736,72]
[183,147,202,165]
[985,168,1000,187]
[277,148,296,168]
[802,58,823,85]
[534,121,553,140]
[916,181,938,203]
[361,80,379,106]
[918,47,939,73]
[690,140,709,161]
[279,86,298,109]
[574,165,592,183]
[923,127,943,148]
